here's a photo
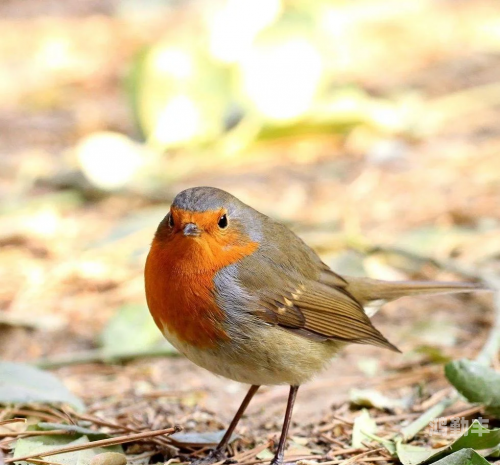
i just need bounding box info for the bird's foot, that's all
[269,452,284,465]
[270,452,295,465]
[190,449,227,465]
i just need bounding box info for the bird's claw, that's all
[269,452,285,465]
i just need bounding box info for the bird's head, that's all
[150,187,261,274]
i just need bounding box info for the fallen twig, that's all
[5,426,181,464]
[436,405,483,424]
[25,459,65,465]
[0,419,26,427]
[0,430,69,439]
[221,440,274,465]
[298,457,397,465]
[338,447,385,465]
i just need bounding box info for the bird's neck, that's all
[152,232,258,275]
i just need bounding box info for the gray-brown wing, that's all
[235,218,398,351]
[255,279,399,352]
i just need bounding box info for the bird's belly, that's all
[161,322,344,386]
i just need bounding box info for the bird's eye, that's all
[218,214,228,229]
[168,213,174,228]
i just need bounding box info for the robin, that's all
[145,186,482,465]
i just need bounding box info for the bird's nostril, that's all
[183,223,200,236]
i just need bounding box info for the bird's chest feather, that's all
[145,235,257,349]
[145,253,227,349]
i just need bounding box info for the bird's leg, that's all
[191,385,260,465]
[270,385,299,465]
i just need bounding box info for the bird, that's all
[144,186,482,465]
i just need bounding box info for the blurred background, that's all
[0,0,499,430]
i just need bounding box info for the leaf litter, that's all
[1,0,500,465]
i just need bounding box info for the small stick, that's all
[436,405,483,423]
[74,413,138,434]
[0,419,26,427]
[373,413,420,424]
[342,447,384,465]
[417,388,452,411]
[330,415,354,426]
[25,459,64,465]
[5,426,181,464]
[221,440,273,465]
[9,410,61,423]
[0,431,69,439]
[298,448,387,465]
[327,437,346,448]
[298,457,397,465]
[328,447,365,457]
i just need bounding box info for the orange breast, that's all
[144,222,258,349]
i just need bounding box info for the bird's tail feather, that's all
[345,277,484,305]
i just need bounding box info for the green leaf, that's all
[451,421,500,451]
[130,40,230,149]
[256,448,276,460]
[99,304,169,354]
[426,449,488,465]
[396,442,437,465]
[400,398,456,442]
[352,409,377,448]
[14,434,123,465]
[396,421,500,465]
[0,362,84,411]
[14,433,81,465]
[445,359,500,414]
[399,447,491,465]
[414,346,453,364]
[360,430,397,455]
[350,388,412,411]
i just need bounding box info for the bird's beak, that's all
[183,223,201,237]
